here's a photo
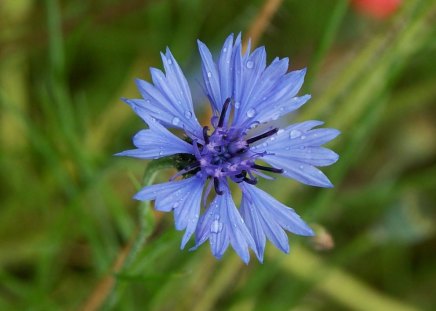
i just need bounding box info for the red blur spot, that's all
[352,0,402,19]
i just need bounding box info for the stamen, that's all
[217,98,231,128]
[243,176,258,185]
[246,128,278,144]
[233,172,246,183]
[203,126,210,144]
[252,164,284,174]
[192,139,202,158]
[214,177,223,195]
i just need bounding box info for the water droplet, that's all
[172,202,179,208]
[145,99,150,104]
[211,219,223,233]
[299,165,304,170]
[168,59,172,65]
[300,135,306,140]
[184,111,192,119]
[234,101,240,109]
[290,130,301,139]
[246,108,256,118]
[207,71,212,78]
[159,150,164,156]
[277,129,284,135]
[172,117,180,125]
[223,47,227,52]
[246,60,254,69]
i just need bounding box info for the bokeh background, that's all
[1,0,435,310]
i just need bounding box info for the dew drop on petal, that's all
[246,60,254,69]
[246,108,256,118]
[300,135,306,140]
[211,219,223,233]
[207,71,212,78]
[184,111,192,119]
[159,150,164,156]
[290,129,301,139]
[168,58,172,65]
[234,101,240,109]
[172,117,180,125]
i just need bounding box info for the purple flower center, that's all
[174,98,283,195]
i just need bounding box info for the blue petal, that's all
[194,187,256,264]
[240,184,314,260]
[199,34,244,113]
[250,57,289,101]
[131,49,202,139]
[115,117,193,159]
[134,175,204,248]
[239,195,266,262]
[198,39,222,112]
[251,121,340,188]
[234,68,310,128]
[232,46,267,124]
[240,47,267,110]
[217,33,236,107]
[219,35,309,129]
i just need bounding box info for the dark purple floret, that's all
[174,98,282,195]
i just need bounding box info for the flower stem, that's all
[123,157,174,268]
[81,158,174,311]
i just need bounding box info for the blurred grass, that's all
[1,0,436,310]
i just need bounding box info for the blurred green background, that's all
[1,0,435,310]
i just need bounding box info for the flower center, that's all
[173,98,283,195]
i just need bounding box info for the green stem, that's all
[123,158,174,268]
[104,158,174,309]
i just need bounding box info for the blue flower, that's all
[118,33,340,263]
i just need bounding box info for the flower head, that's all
[118,34,340,263]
